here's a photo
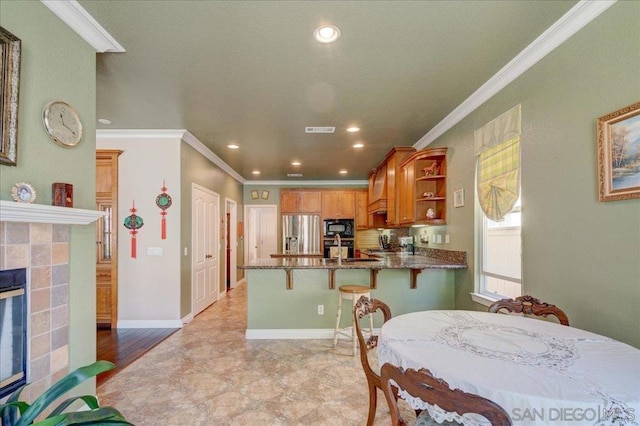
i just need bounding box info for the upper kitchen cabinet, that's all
[280,189,321,214]
[399,147,448,225]
[321,190,356,219]
[367,147,416,227]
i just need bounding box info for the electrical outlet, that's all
[445,234,450,244]
[436,234,443,244]
[317,305,324,315]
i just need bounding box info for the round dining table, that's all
[377,310,639,426]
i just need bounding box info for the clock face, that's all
[43,101,83,148]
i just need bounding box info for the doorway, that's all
[191,184,220,316]
[244,205,278,262]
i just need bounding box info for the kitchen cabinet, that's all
[321,190,356,219]
[280,190,321,213]
[398,160,415,224]
[355,189,369,229]
[400,147,447,225]
[367,147,416,227]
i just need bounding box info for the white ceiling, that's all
[76,0,580,182]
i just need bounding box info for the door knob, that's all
[205,254,212,259]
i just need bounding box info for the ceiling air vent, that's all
[287,173,303,177]
[305,126,335,134]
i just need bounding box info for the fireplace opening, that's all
[0,268,27,399]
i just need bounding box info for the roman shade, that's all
[474,104,521,221]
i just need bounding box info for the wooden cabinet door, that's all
[96,150,121,329]
[356,190,369,229]
[281,191,299,213]
[281,190,321,213]
[322,191,356,218]
[300,191,321,213]
[399,160,415,224]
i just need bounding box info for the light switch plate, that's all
[436,234,442,244]
[147,247,163,256]
[445,234,450,244]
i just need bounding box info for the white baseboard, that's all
[245,328,380,340]
[117,319,183,329]
[181,313,194,325]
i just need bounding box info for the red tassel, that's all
[131,235,137,258]
[161,216,166,239]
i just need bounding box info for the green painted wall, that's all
[0,1,97,394]
[246,268,454,329]
[180,143,244,317]
[425,1,640,347]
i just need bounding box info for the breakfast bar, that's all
[240,250,467,338]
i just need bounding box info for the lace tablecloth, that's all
[378,310,639,426]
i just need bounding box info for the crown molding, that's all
[40,0,125,53]
[181,131,246,184]
[244,180,368,186]
[414,0,617,150]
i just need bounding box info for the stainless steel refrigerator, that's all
[282,214,321,254]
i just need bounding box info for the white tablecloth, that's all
[378,310,640,426]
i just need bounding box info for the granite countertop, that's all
[240,249,467,270]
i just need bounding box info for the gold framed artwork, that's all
[0,27,21,166]
[597,101,640,201]
[251,190,259,200]
[261,190,270,200]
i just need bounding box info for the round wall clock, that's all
[42,101,83,148]
[11,182,36,203]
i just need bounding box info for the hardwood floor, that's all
[96,328,178,386]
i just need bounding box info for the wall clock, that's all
[42,101,83,148]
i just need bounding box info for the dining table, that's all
[377,310,639,426]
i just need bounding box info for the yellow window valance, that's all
[475,105,521,221]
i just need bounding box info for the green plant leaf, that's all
[32,406,133,425]
[0,384,28,424]
[48,396,100,417]
[16,361,115,426]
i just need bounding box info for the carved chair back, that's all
[381,363,512,426]
[353,296,393,426]
[488,295,569,326]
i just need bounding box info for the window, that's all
[477,198,522,301]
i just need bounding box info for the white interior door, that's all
[245,205,277,261]
[192,184,219,316]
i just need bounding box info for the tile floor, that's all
[97,281,414,425]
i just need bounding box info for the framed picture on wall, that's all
[251,190,259,200]
[261,190,270,200]
[0,27,21,166]
[454,189,465,207]
[597,101,640,201]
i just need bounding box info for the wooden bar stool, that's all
[333,285,373,355]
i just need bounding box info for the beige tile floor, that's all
[97,281,414,425]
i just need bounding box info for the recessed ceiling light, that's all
[98,118,111,125]
[346,126,360,133]
[252,170,260,175]
[291,161,301,166]
[227,144,239,149]
[339,170,348,175]
[314,25,341,43]
[353,142,364,149]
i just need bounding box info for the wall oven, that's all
[323,218,355,238]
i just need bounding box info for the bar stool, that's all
[333,285,373,355]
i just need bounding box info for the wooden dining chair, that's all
[488,295,570,326]
[381,363,512,426]
[353,295,393,426]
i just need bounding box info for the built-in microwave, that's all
[323,218,355,238]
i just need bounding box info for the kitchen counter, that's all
[241,250,466,291]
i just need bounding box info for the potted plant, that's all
[0,360,132,425]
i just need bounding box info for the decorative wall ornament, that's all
[261,190,270,200]
[123,201,144,258]
[155,180,172,239]
[0,27,21,166]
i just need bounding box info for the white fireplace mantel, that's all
[0,200,105,225]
